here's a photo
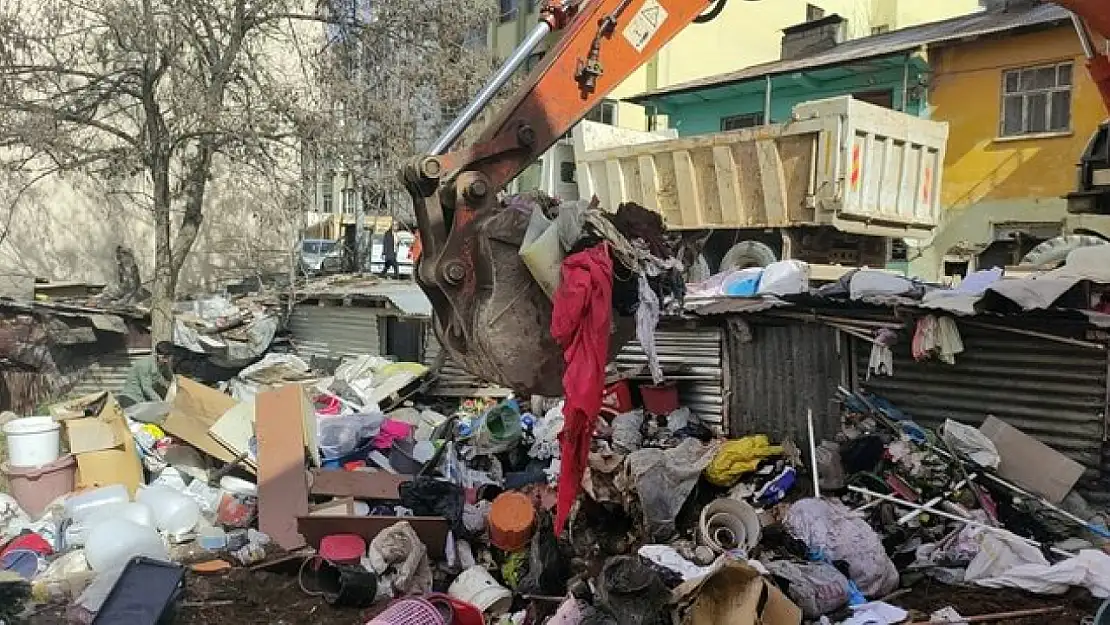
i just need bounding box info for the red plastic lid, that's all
[319,533,366,564]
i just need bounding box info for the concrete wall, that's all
[0,164,300,296]
[910,25,1110,278]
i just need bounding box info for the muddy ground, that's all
[23,567,1106,624]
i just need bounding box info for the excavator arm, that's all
[401,0,717,396]
[1058,0,1110,214]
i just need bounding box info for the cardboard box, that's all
[164,377,244,467]
[51,392,143,495]
[673,560,801,625]
[980,416,1085,504]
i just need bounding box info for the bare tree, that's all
[0,0,497,341]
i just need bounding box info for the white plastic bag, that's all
[941,419,1000,469]
[318,412,385,459]
[757,260,810,296]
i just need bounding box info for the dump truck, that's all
[572,96,949,278]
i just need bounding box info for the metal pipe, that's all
[429,21,553,156]
[763,75,772,126]
[1072,13,1097,60]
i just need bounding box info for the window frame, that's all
[584,99,618,126]
[999,61,1074,138]
[499,0,518,23]
[721,112,765,131]
[319,175,334,213]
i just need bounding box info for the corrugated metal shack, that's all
[685,291,1110,504]
[0,300,150,413]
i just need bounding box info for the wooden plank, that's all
[712,146,742,224]
[672,150,704,227]
[297,515,450,557]
[256,384,310,551]
[605,159,624,209]
[755,139,789,226]
[309,470,407,500]
[637,155,660,212]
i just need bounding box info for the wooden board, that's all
[164,377,242,467]
[309,470,407,500]
[256,384,311,550]
[297,515,449,557]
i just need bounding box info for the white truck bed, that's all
[572,96,949,240]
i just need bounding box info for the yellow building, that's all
[913,6,1110,276]
[490,0,979,132]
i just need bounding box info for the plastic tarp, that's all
[965,530,1110,597]
[784,499,899,597]
[627,439,721,541]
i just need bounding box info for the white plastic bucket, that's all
[3,417,61,468]
[447,565,512,616]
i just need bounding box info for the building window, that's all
[342,188,357,214]
[560,162,577,184]
[806,4,825,21]
[721,112,765,131]
[853,89,894,109]
[499,0,517,22]
[585,99,617,125]
[871,24,890,35]
[1000,62,1073,137]
[645,104,660,132]
[319,177,334,213]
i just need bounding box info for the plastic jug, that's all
[85,519,168,572]
[136,486,200,535]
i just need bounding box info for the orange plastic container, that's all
[487,492,536,552]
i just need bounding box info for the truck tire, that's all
[1020,235,1108,269]
[719,241,778,272]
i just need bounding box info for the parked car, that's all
[299,238,343,276]
[365,231,414,277]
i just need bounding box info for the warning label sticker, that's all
[622,0,669,53]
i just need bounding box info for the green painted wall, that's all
[651,61,929,137]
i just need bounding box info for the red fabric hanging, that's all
[550,243,613,535]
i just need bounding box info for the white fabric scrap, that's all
[636,273,664,385]
[867,343,893,379]
[638,545,714,581]
[841,602,908,625]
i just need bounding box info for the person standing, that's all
[380,223,400,278]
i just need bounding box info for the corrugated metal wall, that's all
[422,329,512,397]
[67,348,151,398]
[616,324,726,433]
[288,305,381,360]
[855,323,1108,486]
[726,319,847,443]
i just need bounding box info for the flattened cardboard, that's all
[256,384,310,551]
[164,377,242,467]
[52,393,143,495]
[209,398,257,472]
[980,416,1085,504]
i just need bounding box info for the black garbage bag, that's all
[399,477,465,537]
[518,510,570,597]
[593,556,669,625]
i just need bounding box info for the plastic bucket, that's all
[2,454,76,518]
[216,476,258,528]
[487,492,535,552]
[448,565,513,617]
[640,382,679,416]
[3,417,61,467]
[367,597,447,625]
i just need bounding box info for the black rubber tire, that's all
[1019,234,1108,269]
[718,240,778,272]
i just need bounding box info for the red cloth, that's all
[550,243,613,535]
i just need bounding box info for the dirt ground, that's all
[23,567,1107,624]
